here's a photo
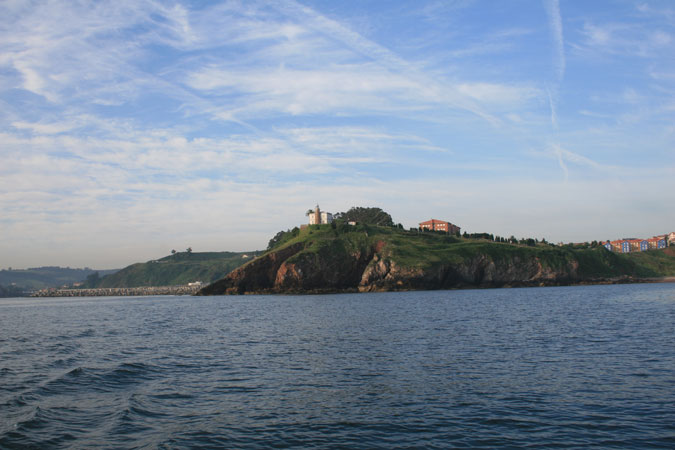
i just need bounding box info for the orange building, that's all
[419,219,460,234]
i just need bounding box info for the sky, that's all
[1,0,674,269]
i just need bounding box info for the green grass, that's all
[96,251,258,288]
[259,224,675,280]
[623,247,675,277]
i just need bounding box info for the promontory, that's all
[198,223,675,295]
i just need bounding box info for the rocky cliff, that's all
[198,225,658,295]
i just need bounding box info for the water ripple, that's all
[1,284,674,448]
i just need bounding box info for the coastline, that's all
[198,276,675,296]
[24,276,675,299]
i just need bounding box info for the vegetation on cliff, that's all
[199,223,675,295]
[91,251,259,288]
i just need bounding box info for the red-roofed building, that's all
[609,237,661,253]
[419,219,460,234]
[620,239,647,252]
[610,240,632,253]
[648,237,666,249]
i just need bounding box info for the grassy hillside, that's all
[265,223,675,279]
[0,267,119,290]
[624,246,675,276]
[95,251,260,288]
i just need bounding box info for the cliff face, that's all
[198,243,305,295]
[356,252,580,292]
[198,227,593,295]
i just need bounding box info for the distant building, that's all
[625,239,649,252]
[419,219,460,234]
[308,204,333,225]
[608,237,664,253]
[668,232,675,245]
[610,240,632,253]
[648,237,666,250]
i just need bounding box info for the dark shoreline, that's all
[197,276,675,296]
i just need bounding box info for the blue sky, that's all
[1,0,674,269]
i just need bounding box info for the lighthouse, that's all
[308,204,333,225]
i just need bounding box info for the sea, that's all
[1,283,674,449]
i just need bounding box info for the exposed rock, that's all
[197,221,675,296]
[198,236,588,295]
[198,242,304,295]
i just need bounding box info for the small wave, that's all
[77,328,95,338]
[47,341,80,355]
[50,356,81,368]
[1,404,101,449]
[110,362,159,382]
[65,366,85,377]
[150,392,193,400]
[12,405,47,432]
[56,328,95,340]
[34,362,159,397]
[1,393,29,408]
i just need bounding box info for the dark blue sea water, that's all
[1,284,674,449]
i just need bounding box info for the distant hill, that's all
[0,266,119,291]
[92,251,260,288]
[200,224,675,295]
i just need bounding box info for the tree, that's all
[334,207,394,227]
[171,249,176,255]
[186,247,192,254]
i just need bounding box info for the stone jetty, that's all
[32,284,201,297]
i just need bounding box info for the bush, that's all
[267,227,300,250]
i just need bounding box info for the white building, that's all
[308,205,333,225]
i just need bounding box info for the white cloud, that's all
[12,120,77,135]
[575,22,674,58]
[457,83,540,106]
[1,0,673,269]
[543,0,565,82]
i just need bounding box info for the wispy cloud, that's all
[543,0,565,82]
[0,0,673,268]
[543,0,566,181]
[573,22,673,58]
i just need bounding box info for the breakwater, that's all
[32,285,201,297]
